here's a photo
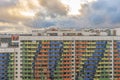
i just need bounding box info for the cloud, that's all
[0,0,120,33]
[38,0,68,17]
[89,0,120,25]
[0,22,32,33]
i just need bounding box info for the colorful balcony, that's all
[114,70,120,72]
[75,42,87,44]
[114,62,120,64]
[42,42,50,44]
[75,50,86,52]
[64,42,72,44]
[114,58,120,60]
[75,46,86,48]
[64,50,72,52]
[114,66,120,68]
[40,50,48,52]
[114,54,119,56]
[90,42,96,44]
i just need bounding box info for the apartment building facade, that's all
[0,28,120,80]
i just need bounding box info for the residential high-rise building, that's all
[0,28,120,80]
[0,35,18,80]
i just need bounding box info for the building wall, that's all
[1,36,120,80]
[18,36,120,80]
[0,48,18,80]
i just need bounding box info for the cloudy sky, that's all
[0,0,120,33]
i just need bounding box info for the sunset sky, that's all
[0,0,120,32]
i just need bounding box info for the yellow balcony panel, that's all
[30,50,36,53]
[106,46,110,48]
[91,50,95,52]
[102,58,108,60]
[86,50,90,52]
[32,42,38,44]
[24,42,32,44]
[81,58,86,60]
[80,63,84,65]
[63,46,69,48]
[86,46,91,48]
[93,78,99,80]
[96,70,102,72]
[82,54,87,56]
[105,50,110,52]
[86,54,91,56]
[103,66,111,68]
[90,42,96,44]
[91,46,96,48]
[64,42,72,44]
[30,46,37,48]
[95,74,101,76]
[104,54,109,56]
[99,62,103,64]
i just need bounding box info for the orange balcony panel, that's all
[65,57,72,59]
[75,42,80,44]
[37,54,48,56]
[75,62,80,64]
[75,50,86,52]
[114,50,118,52]
[63,59,72,61]
[75,46,86,48]
[42,63,48,65]
[40,50,48,52]
[68,50,72,52]
[67,46,72,48]
[63,74,72,76]
[80,50,86,52]
[76,54,82,56]
[114,62,120,64]
[80,42,87,44]
[42,46,50,48]
[42,42,50,44]
[114,58,120,60]
[114,46,117,48]
[114,54,119,56]
[63,54,71,56]
[36,58,48,61]
[75,50,79,52]
[63,70,72,72]
[114,66,120,68]
[114,70,120,72]
[63,62,71,64]
[75,42,87,44]
[75,58,80,61]
[63,66,72,68]
[116,74,120,76]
